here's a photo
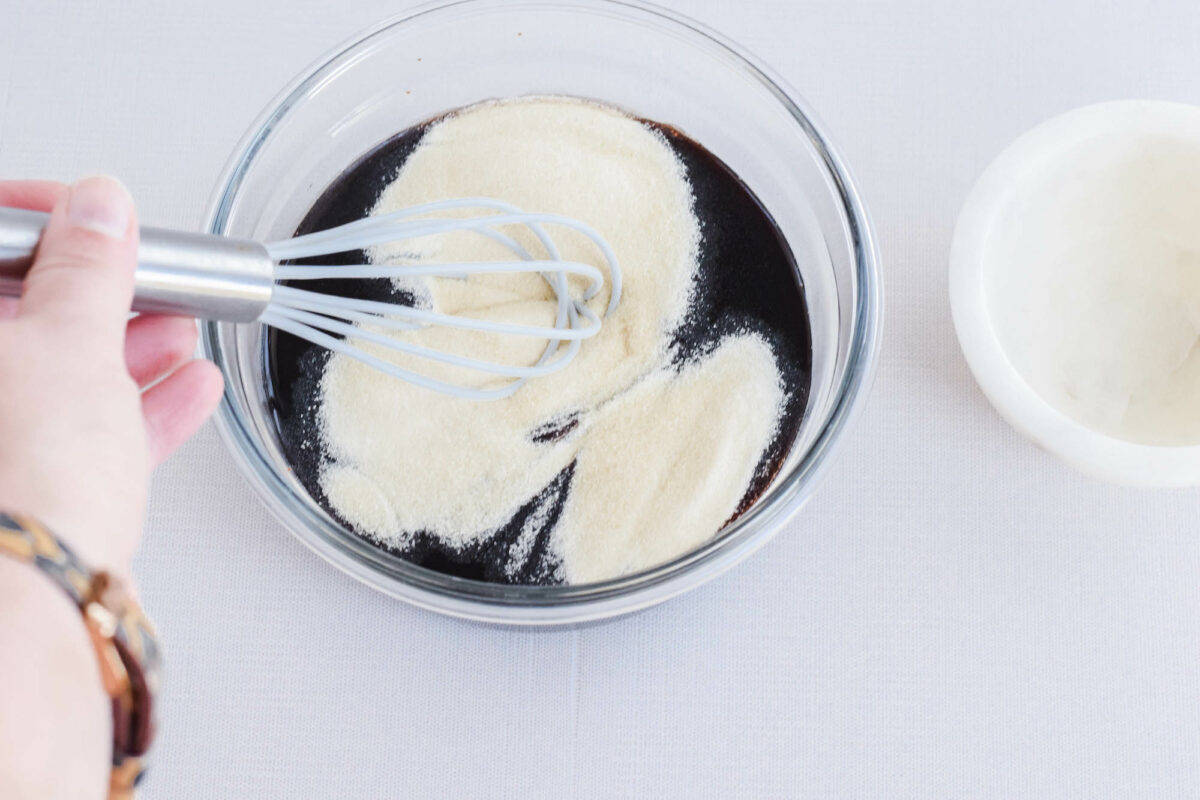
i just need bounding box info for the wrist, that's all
[0,557,112,800]
[0,512,159,799]
[0,490,139,578]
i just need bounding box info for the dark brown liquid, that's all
[266,108,812,585]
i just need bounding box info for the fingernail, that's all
[66,176,132,239]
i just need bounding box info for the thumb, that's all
[20,176,138,345]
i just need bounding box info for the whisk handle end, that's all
[0,207,273,323]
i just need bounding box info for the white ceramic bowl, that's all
[950,100,1200,486]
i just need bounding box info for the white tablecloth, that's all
[3,1,1199,797]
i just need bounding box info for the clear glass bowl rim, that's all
[200,0,883,625]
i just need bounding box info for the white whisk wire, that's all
[260,198,620,400]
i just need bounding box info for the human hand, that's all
[0,177,224,574]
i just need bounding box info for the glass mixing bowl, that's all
[201,0,881,625]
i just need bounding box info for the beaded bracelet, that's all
[0,512,158,799]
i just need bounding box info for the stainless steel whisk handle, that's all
[0,207,274,323]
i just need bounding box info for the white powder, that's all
[318,96,785,583]
[552,335,783,583]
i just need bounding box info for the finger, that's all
[0,180,67,212]
[20,176,138,346]
[0,183,64,320]
[141,359,224,466]
[124,314,198,387]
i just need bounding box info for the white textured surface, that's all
[3,1,1200,797]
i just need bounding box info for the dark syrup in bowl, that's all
[265,106,812,585]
